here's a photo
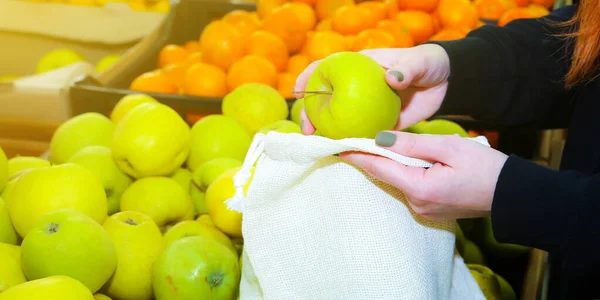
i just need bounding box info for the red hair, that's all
[561,0,600,87]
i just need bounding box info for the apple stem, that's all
[124,218,138,226]
[46,222,59,234]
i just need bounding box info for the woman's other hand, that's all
[342,131,509,220]
[293,44,452,135]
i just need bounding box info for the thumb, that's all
[375,131,459,165]
[383,57,426,91]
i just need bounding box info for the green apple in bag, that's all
[304,51,400,139]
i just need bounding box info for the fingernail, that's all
[375,131,396,147]
[388,70,404,82]
[300,120,304,129]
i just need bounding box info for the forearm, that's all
[491,155,600,254]
[427,6,577,128]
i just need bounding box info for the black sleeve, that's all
[427,6,578,129]
[492,155,600,256]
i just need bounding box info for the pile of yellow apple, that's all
[0,82,299,299]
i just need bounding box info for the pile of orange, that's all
[129,0,553,99]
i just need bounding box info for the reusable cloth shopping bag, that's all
[229,131,487,300]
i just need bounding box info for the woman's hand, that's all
[341,131,509,220]
[293,44,452,135]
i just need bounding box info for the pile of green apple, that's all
[0,51,509,299]
[0,80,302,299]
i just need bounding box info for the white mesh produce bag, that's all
[229,131,488,300]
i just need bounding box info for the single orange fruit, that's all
[182,63,228,97]
[183,40,201,53]
[497,7,536,26]
[344,35,356,50]
[474,0,516,21]
[359,1,387,28]
[222,9,262,36]
[397,0,439,13]
[158,44,190,68]
[436,0,479,30]
[395,11,435,44]
[292,0,316,6]
[163,63,190,88]
[384,0,399,19]
[280,2,317,31]
[199,20,245,70]
[263,6,309,54]
[287,54,311,75]
[315,0,355,21]
[429,28,467,41]
[316,18,333,31]
[277,72,297,98]
[376,19,415,48]
[352,28,395,51]
[331,5,372,35]
[226,55,279,91]
[183,52,203,66]
[245,30,290,72]
[257,0,287,19]
[306,31,347,61]
[130,70,178,94]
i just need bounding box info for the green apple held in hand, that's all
[0,197,18,245]
[163,220,237,254]
[20,209,117,293]
[7,156,50,178]
[112,103,191,178]
[290,98,305,125]
[102,211,164,300]
[222,83,289,136]
[304,51,400,139]
[0,275,95,300]
[69,146,133,215]
[0,243,26,292]
[153,236,240,300]
[258,120,301,134]
[186,115,251,172]
[0,147,7,193]
[192,157,243,192]
[36,49,85,74]
[8,163,107,237]
[50,112,115,164]
[120,177,195,230]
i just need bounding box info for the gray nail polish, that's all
[375,132,396,147]
[300,120,304,129]
[388,70,404,82]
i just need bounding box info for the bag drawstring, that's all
[225,133,266,213]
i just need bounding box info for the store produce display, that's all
[1,76,532,297]
[126,0,552,100]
